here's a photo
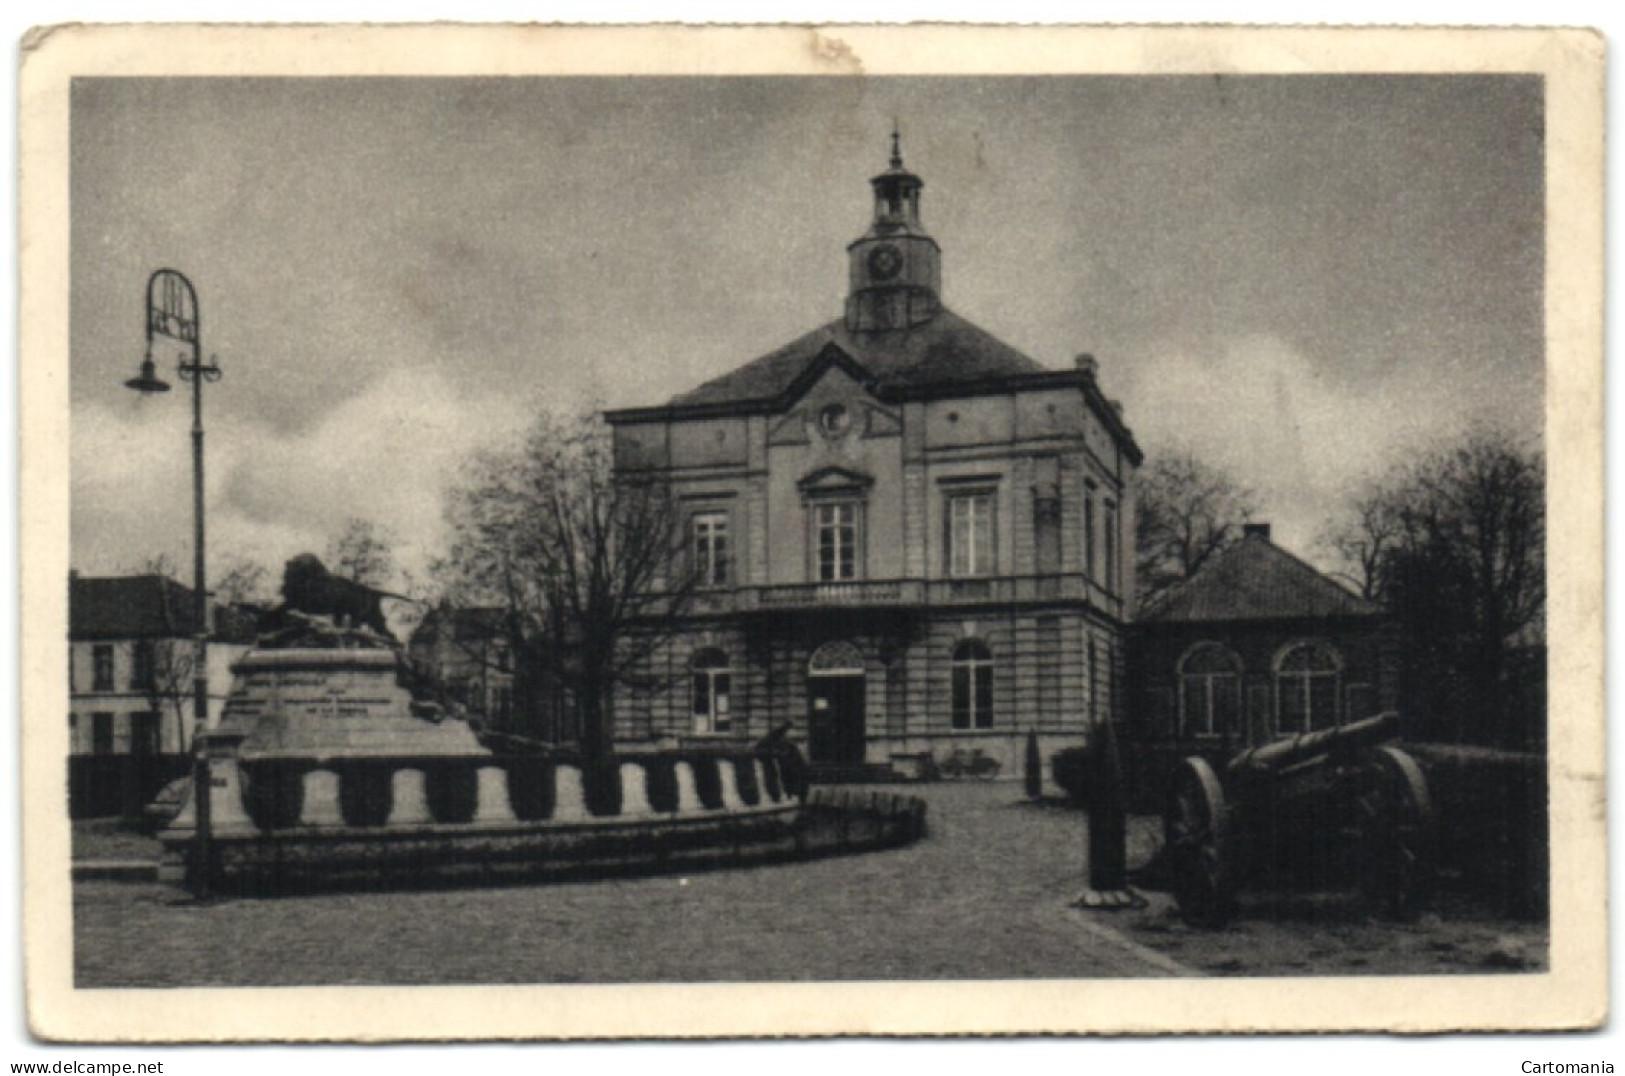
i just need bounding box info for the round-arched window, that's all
[692,647,732,735]
[1274,641,1342,735]
[1177,642,1242,739]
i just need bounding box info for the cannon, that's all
[1162,712,1434,927]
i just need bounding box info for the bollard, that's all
[1074,720,1143,910]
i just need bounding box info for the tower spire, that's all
[845,131,940,332]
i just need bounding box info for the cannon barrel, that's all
[1226,712,1400,776]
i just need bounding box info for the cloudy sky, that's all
[69,74,1543,589]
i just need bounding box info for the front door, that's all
[807,675,866,765]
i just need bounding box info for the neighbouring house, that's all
[67,572,257,818]
[604,137,1142,782]
[1123,522,1400,805]
[407,604,574,745]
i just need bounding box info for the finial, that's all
[889,121,903,169]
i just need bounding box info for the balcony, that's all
[749,580,924,609]
[726,574,1124,617]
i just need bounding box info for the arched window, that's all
[1178,643,1242,739]
[692,648,732,734]
[1274,641,1342,734]
[951,640,994,730]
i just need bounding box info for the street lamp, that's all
[124,268,221,897]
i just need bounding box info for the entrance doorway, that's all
[807,641,866,765]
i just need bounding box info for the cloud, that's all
[72,366,538,589]
[1119,333,1471,562]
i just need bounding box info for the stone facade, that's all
[605,142,1141,785]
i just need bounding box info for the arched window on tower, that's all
[1178,642,1242,740]
[1274,641,1343,735]
[951,640,994,731]
[692,648,732,735]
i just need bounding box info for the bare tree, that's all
[137,638,196,755]
[325,517,398,588]
[213,556,271,607]
[1328,426,1545,745]
[1134,449,1258,604]
[1318,478,1407,601]
[439,410,698,759]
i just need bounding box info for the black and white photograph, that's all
[18,22,1604,1041]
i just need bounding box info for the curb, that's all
[73,859,160,882]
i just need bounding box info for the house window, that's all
[1102,500,1118,593]
[131,640,155,692]
[493,645,512,674]
[1084,486,1097,582]
[92,645,114,692]
[946,492,996,577]
[92,712,114,756]
[951,640,994,730]
[692,511,731,587]
[1275,641,1342,734]
[815,502,860,582]
[130,711,160,757]
[491,685,512,722]
[692,648,733,734]
[1178,643,1242,739]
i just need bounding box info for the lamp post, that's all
[125,268,221,897]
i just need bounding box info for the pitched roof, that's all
[409,605,512,647]
[669,308,1051,408]
[1138,533,1382,624]
[69,574,265,642]
[70,574,200,639]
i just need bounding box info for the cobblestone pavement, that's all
[73,782,1545,986]
[75,784,1170,986]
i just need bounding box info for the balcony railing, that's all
[722,574,1124,617]
[750,580,924,609]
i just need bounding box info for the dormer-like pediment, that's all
[796,465,875,498]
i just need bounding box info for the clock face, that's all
[867,243,903,281]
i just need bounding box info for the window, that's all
[491,685,512,722]
[92,645,114,692]
[131,640,156,692]
[951,640,994,730]
[1275,641,1342,734]
[1178,643,1242,738]
[92,712,114,756]
[692,511,731,587]
[493,645,512,674]
[130,711,160,757]
[1084,487,1097,582]
[692,648,732,734]
[946,492,996,577]
[1102,500,1118,593]
[815,502,860,581]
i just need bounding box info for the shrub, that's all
[242,760,305,830]
[691,755,723,810]
[643,756,679,813]
[758,754,784,801]
[505,758,556,821]
[338,761,393,827]
[425,762,478,824]
[583,755,624,817]
[1052,747,1089,805]
[1024,730,1043,800]
[733,757,761,806]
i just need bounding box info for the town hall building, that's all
[605,137,1142,780]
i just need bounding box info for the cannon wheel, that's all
[1356,745,1435,920]
[1164,756,1235,927]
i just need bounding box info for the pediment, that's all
[768,343,901,445]
[796,465,875,495]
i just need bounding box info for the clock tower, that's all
[845,129,942,333]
